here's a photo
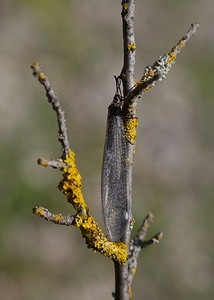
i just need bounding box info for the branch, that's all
[127,213,163,287]
[37,157,67,169]
[121,0,136,95]
[122,23,199,117]
[30,4,199,299]
[138,23,199,91]
[31,62,70,157]
[33,206,75,226]
[33,205,127,264]
[31,65,129,265]
[112,2,138,300]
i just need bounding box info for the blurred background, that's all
[0,0,213,299]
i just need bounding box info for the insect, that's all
[101,77,131,241]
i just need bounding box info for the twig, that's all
[33,204,128,265]
[132,212,154,242]
[33,145,128,264]
[141,232,163,249]
[31,62,70,157]
[121,0,136,95]
[127,213,163,287]
[122,23,199,117]
[37,158,67,169]
[33,206,75,226]
[138,23,199,89]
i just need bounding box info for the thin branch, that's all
[139,23,199,88]
[119,0,137,244]
[33,206,75,226]
[141,232,163,249]
[31,62,70,157]
[123,71,161,118]
[113,2,137,300]
[127,213,163,287]
[121,0,136,95]
[33,145,128,264]
[31,62,130,264]
[133,212,154,241]
[33,204,128,265]
[122,23,199,117]
[37,157,67,169]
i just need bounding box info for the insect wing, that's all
[101,104,130,241]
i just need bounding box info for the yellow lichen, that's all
[34,207,43,216]
[57,149,128,264]
[37,158,48,167]
[166,51,176,64]
[31,62,47,81]
[145,85,152,91]
[130,267,137,275]
[123,117,138,144]
[128,286,133,300]
[74,213,127,264]
[127,43,137,51]
[58,149,88,212]
[179,40,185,48]
[54,214,63,222]
[31,61,39,68]
[130,218,135,227]
[122,2,129,11]
[38,72,47,81]
[144,69,154,78]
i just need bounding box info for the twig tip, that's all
[152,231,163,244]
[37,158,48,167]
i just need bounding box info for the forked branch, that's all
[31,2,199,299]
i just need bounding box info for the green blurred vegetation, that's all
[0,1,213,299]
